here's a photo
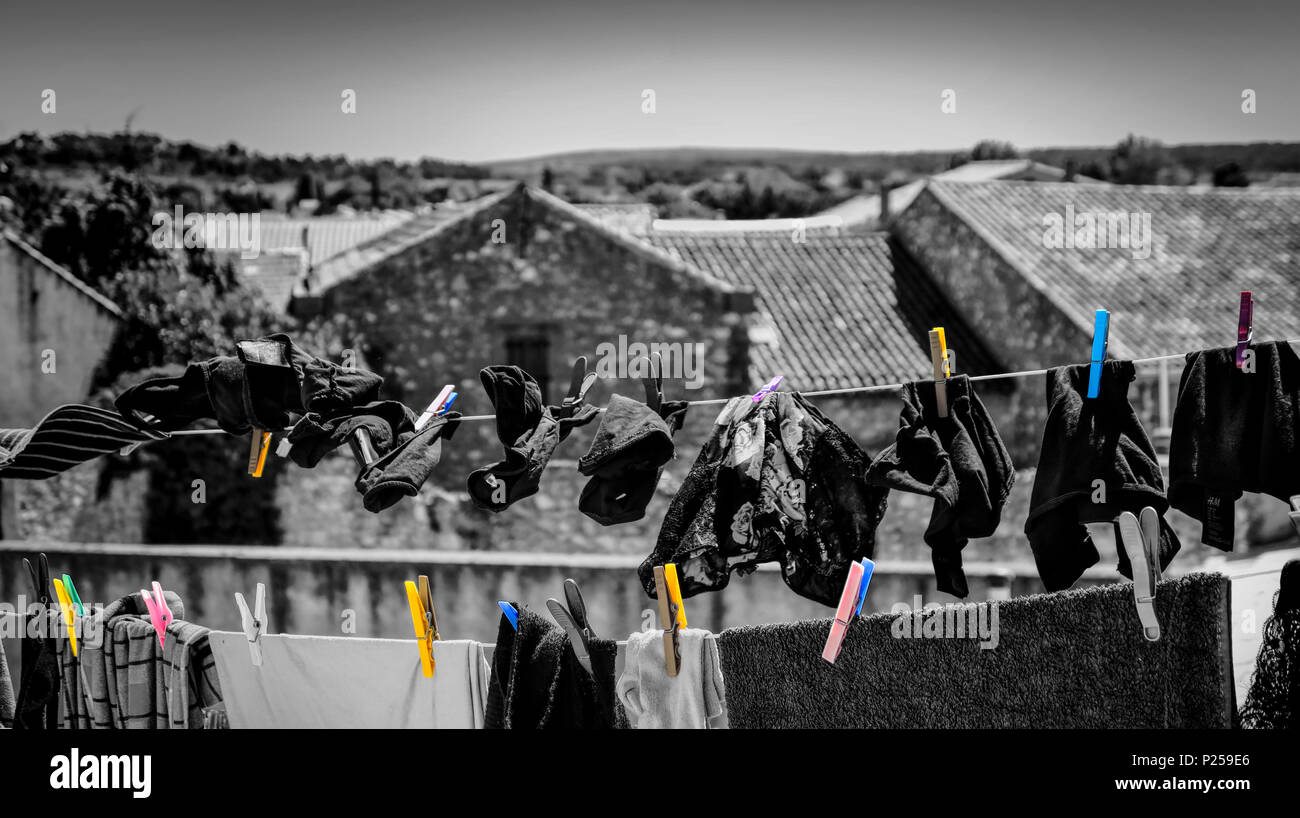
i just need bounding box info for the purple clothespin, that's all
[751,375,783,403]
[1236,291,1253,369]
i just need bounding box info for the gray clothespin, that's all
[234,583,268,666]
[1118,508,1162,641]
[547,578,597,675]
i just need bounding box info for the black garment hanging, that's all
[115,333,385,436]
[1169,341,1300,550]
[865,375,1015,599]
[467,363,598,512]
[641,392,887,607]
[1026,361,1181,591]
[577,393,688,526]
[14,555,59,730]
[287,400,416,469]
[355,411,461,512]
[1240,560,1300,729]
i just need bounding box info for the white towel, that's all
[209,633,490,729]
[616,628,728,729]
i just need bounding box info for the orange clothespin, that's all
[654,563,687,677]
[52,578,79,657]
[248,430,271,477]
[405,574,439,678]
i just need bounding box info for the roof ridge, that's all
[2,230,124,320]
[931,178,1300,197]
[524,186,750,296]
[919,182,1134,358]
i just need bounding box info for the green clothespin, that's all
[61,574,84,616]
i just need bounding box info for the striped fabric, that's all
[0,404,169,480]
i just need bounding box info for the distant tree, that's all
[950,140,1021,168]
[1109,134,1177,185]
[541,166,555,192]
[1212,161,1250,187]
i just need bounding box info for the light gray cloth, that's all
[209,632,489,729]
[616,628,728,729]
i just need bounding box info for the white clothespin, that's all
[1117,508,1162,641]
[234,583,268,666]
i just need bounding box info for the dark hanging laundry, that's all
[577,393,688,525]
[115,333,385,436]
[356,411,461,512]
[287,400,417,468]
[13,555,59,730]
[1239,560,1300,729]
[1026,361,1181,591]
[485,605,625,729]
[467,366,598,511]
[1169,341,1300,550]
[865,375,1014,599]
[641,393,887,607]
[717,573,1235,729]
[0,405,169,480]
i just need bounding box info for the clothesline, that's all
[160,341,1271,436]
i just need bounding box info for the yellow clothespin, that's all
[52,578,79,657]
[929,327,952,418]
[654,563,687,677]
[248,430,271,477]
[404,575,440,678]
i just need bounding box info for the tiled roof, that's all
[236,249,307,312]
[651,215,846,235]
[647,230,1001,390]
[251,212,416,265]
[574,203,657,235]
[925,180,1300,358]
[2,230,122,319]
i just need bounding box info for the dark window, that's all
[505,333,551,403]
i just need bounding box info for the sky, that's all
[0,0,1296,163]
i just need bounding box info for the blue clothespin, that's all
[438,392,458,415]
[1087,309,1109,398]
[498,601,519,631]
[854,558,874,615]
[415,384,457,431]
[751,375,783,403]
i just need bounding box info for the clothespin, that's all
[822,559,866,663]
[547,578,597,675]
[1117,508,1162,641]
[234,583,268,667]
[60,573,84,616]
[404,575,439,678]
[854,558,874,616]
[640,353,664,413]
[139,581,174,648]
[498,601,519,631]
[751,375,783,403]
[23,554,51,603]
[347,427,378,468]
[1087,309,1109,398]
[247,430,271,477]
[563,357,599,409]
[1236,291,1253,370]
[928,327,950,418]
[653,563,687,677]
[52,578,79,657]
[415,384,458,431]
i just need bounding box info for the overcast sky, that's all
[1,0,1295,162]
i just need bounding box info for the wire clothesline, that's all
[157,340,1261,437]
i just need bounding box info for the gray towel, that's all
[616,628,728,729]
[717,573,1235,728]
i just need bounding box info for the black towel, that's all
[641,393,886,607]
[116,333,384,435]
[354,412,461,512]
[577,393,688,525]
[1169,341,1300,550]
[467,366,598,511]
[1026,361,1181,591]
[865,375,1015,598]
[1239,560,1300,729]
[485,605,624,729]
[717,573,1234,729]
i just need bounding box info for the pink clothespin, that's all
[822,560,866,663]
[415,384,458,431]
[1236,291,1253,369]
[140,581,174,648]
[751,375,783,403]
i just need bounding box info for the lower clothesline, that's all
[160,341,1257,435]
